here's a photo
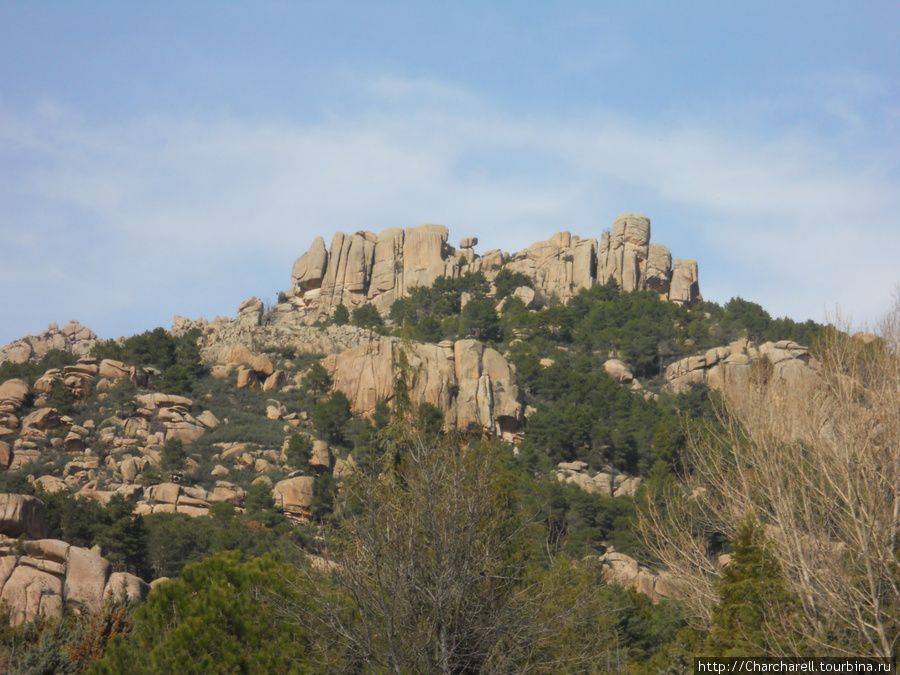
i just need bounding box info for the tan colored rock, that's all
[212,483,245,506]
[333,455,357,481]
[196,410,219,429]
[669,258,701,305]
[403,224,449,290]
[22,539,70,563]
[236,366,259,389]
[613,476,642,497]
[145,483,181,505]
[310,440,332,471]
[176,505,210,518]
[120,457,140,482]
[1,565,63,625]
[251,354,275,377]
[21,407,60,432]
[64,546,110,613]
[0,441,10,470]
[64,431,85,454]
[262,370,285,392]
[459,237,478,249]
[0,322,97,368]
[644,244,672,297]
[291,236,329,290]
[273,476,316,519]
[104,572,150,602]
[217,344,256,367]
[324,336,524,435]
[166,421,206,444]
[8,448,40,472]
[0,494,48,539]
[135,393,193,411]
[603,359,633,384]
[210,364,232,379]
[603,551,640,588]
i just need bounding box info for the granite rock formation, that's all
[0,494,149,626]
[322,337,525,437]
[664,338,816,398]
[0,321,97,366]
[282,214,700,324]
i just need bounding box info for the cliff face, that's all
[323,337,524,438]
[283,213,700,323]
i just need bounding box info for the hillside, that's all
[0,212,855,672]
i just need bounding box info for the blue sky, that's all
[2,2,899,346]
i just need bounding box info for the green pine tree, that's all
[707,518,803,657]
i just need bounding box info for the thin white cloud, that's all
[1,74,898,345]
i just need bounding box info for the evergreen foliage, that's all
[301,360,331,400]
[93,552,314,674]
[707,519,803,657]
[285,432,313,472]
[351,304,384,331]
[311,390,352,446]
[492,267,533,300]
[0,349,76,386]
[331,304,350,325]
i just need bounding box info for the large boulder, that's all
[273,476,316,520]
[291,236,329,290]
[63,546,111,613]
[0,379,30,410]
[0,494,48,539]
[0,564,63,625]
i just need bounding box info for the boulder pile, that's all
[0,321,97,366]
[0,494,149,626]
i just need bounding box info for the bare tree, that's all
[279,424,618,673]
[640,300,900,658]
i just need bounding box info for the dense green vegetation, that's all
[0,273,840,672]
[0,349,76,387]
[90,327,205,395]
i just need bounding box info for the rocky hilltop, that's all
[283,213,700,323]
[0,321,97,366]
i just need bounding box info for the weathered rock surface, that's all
[603,359,633,384]
[0,321,98,366]
[597,550,681,604]
[555,463,642,498]
[282,214,700,325]
[664,338,817,398]
[0,494,49,539]
[273,476,316,520]
[322,337,524,436]
[0,494,149,625]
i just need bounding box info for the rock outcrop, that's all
[0,321,97,366]
[555,462,642,498]
[322,337,525,437]
[0,494,149,626]
[273,476,316,521]
[596,550,681,604]
[282,214,700,325]
[596,214,700,303]
[664,338,816,398]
